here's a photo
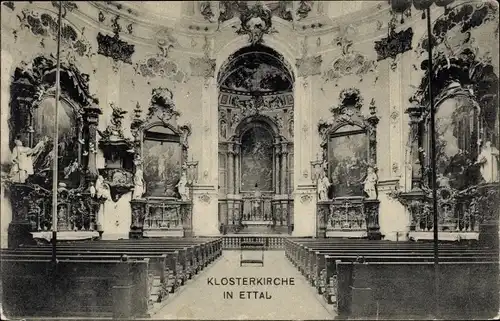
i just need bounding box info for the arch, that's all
[232,114,281,142]
[215,34,298,83]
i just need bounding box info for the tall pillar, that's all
[293,76,316,236]
[192,76,219,236]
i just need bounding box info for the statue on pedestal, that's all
[477,141,499,183]
[364,166,378,200]
[177,170,189,201]
[9,137,48,183]
[132,158,146,199]
[317,171,331,201]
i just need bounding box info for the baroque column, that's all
[281,143,288,195]
[274,142,281,194]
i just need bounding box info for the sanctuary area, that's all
[0,1,499,320]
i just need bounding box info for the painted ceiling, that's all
[218,45,294,93]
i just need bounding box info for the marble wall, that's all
[0,1,497,246]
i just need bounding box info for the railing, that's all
[222,236,285,250]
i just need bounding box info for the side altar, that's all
[126,87,195,238]
[314,89,381,240]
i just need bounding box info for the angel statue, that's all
[176,170,189,201]
[363,166,378,200]
[9,136,48,183]
[95,175,112,200]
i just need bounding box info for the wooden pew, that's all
[1,257,151,319]
[334,261,499,319]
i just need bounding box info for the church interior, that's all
[0,1,499,319]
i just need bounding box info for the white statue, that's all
[177,171,189,201]
[132,167,146,199]
[95,175,112,200]
[364,166,378,200]
[477,141,499,183]
[317,172,331,201]
[9,137,47,183]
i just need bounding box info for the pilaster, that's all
[292,184,317,236]
[191,184,220,236]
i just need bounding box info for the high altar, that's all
[0,1,498,247]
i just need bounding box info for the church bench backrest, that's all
[1,258,150,318]
[337,261,499,319]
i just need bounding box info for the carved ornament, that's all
[198,193,212,204]
[300,194,312,204]
[148,87,181,125]
[190,56,216,78]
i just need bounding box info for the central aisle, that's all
[152,251,334,320]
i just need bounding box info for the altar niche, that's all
[5,55,102,248]
[316,88,381,240]
[217,45,295,235]
[128,87,194,238]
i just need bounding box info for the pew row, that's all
[284,238,499,319]
[1,237,222,319]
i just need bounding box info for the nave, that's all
[152,251,333,320]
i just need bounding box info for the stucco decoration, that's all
[323,33,377,84]
[235,2,277,45]
[15,9,93,59]
[50,1,78,17]
[190,36,216,79]
[374,16,413,71]
[219,1,293,24]
[96,15,135,68]
[134,28,188,83]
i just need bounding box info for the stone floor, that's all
[152,251,335,320]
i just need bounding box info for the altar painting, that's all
[31,98,80,184]
[143,139,182,197]
[328,128,368,197]
[432,96,480,190]
[240,127,274,192]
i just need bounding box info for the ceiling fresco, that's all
[218,45,294,93]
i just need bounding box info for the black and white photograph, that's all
[0,1,499,320]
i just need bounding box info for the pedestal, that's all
[192,184,220,236]
[292,184,317,237]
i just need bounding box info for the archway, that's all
[217,44,294,234]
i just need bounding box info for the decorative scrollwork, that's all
[235,2,277,45]
[16,9,93,58]
[374,17,413,70]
